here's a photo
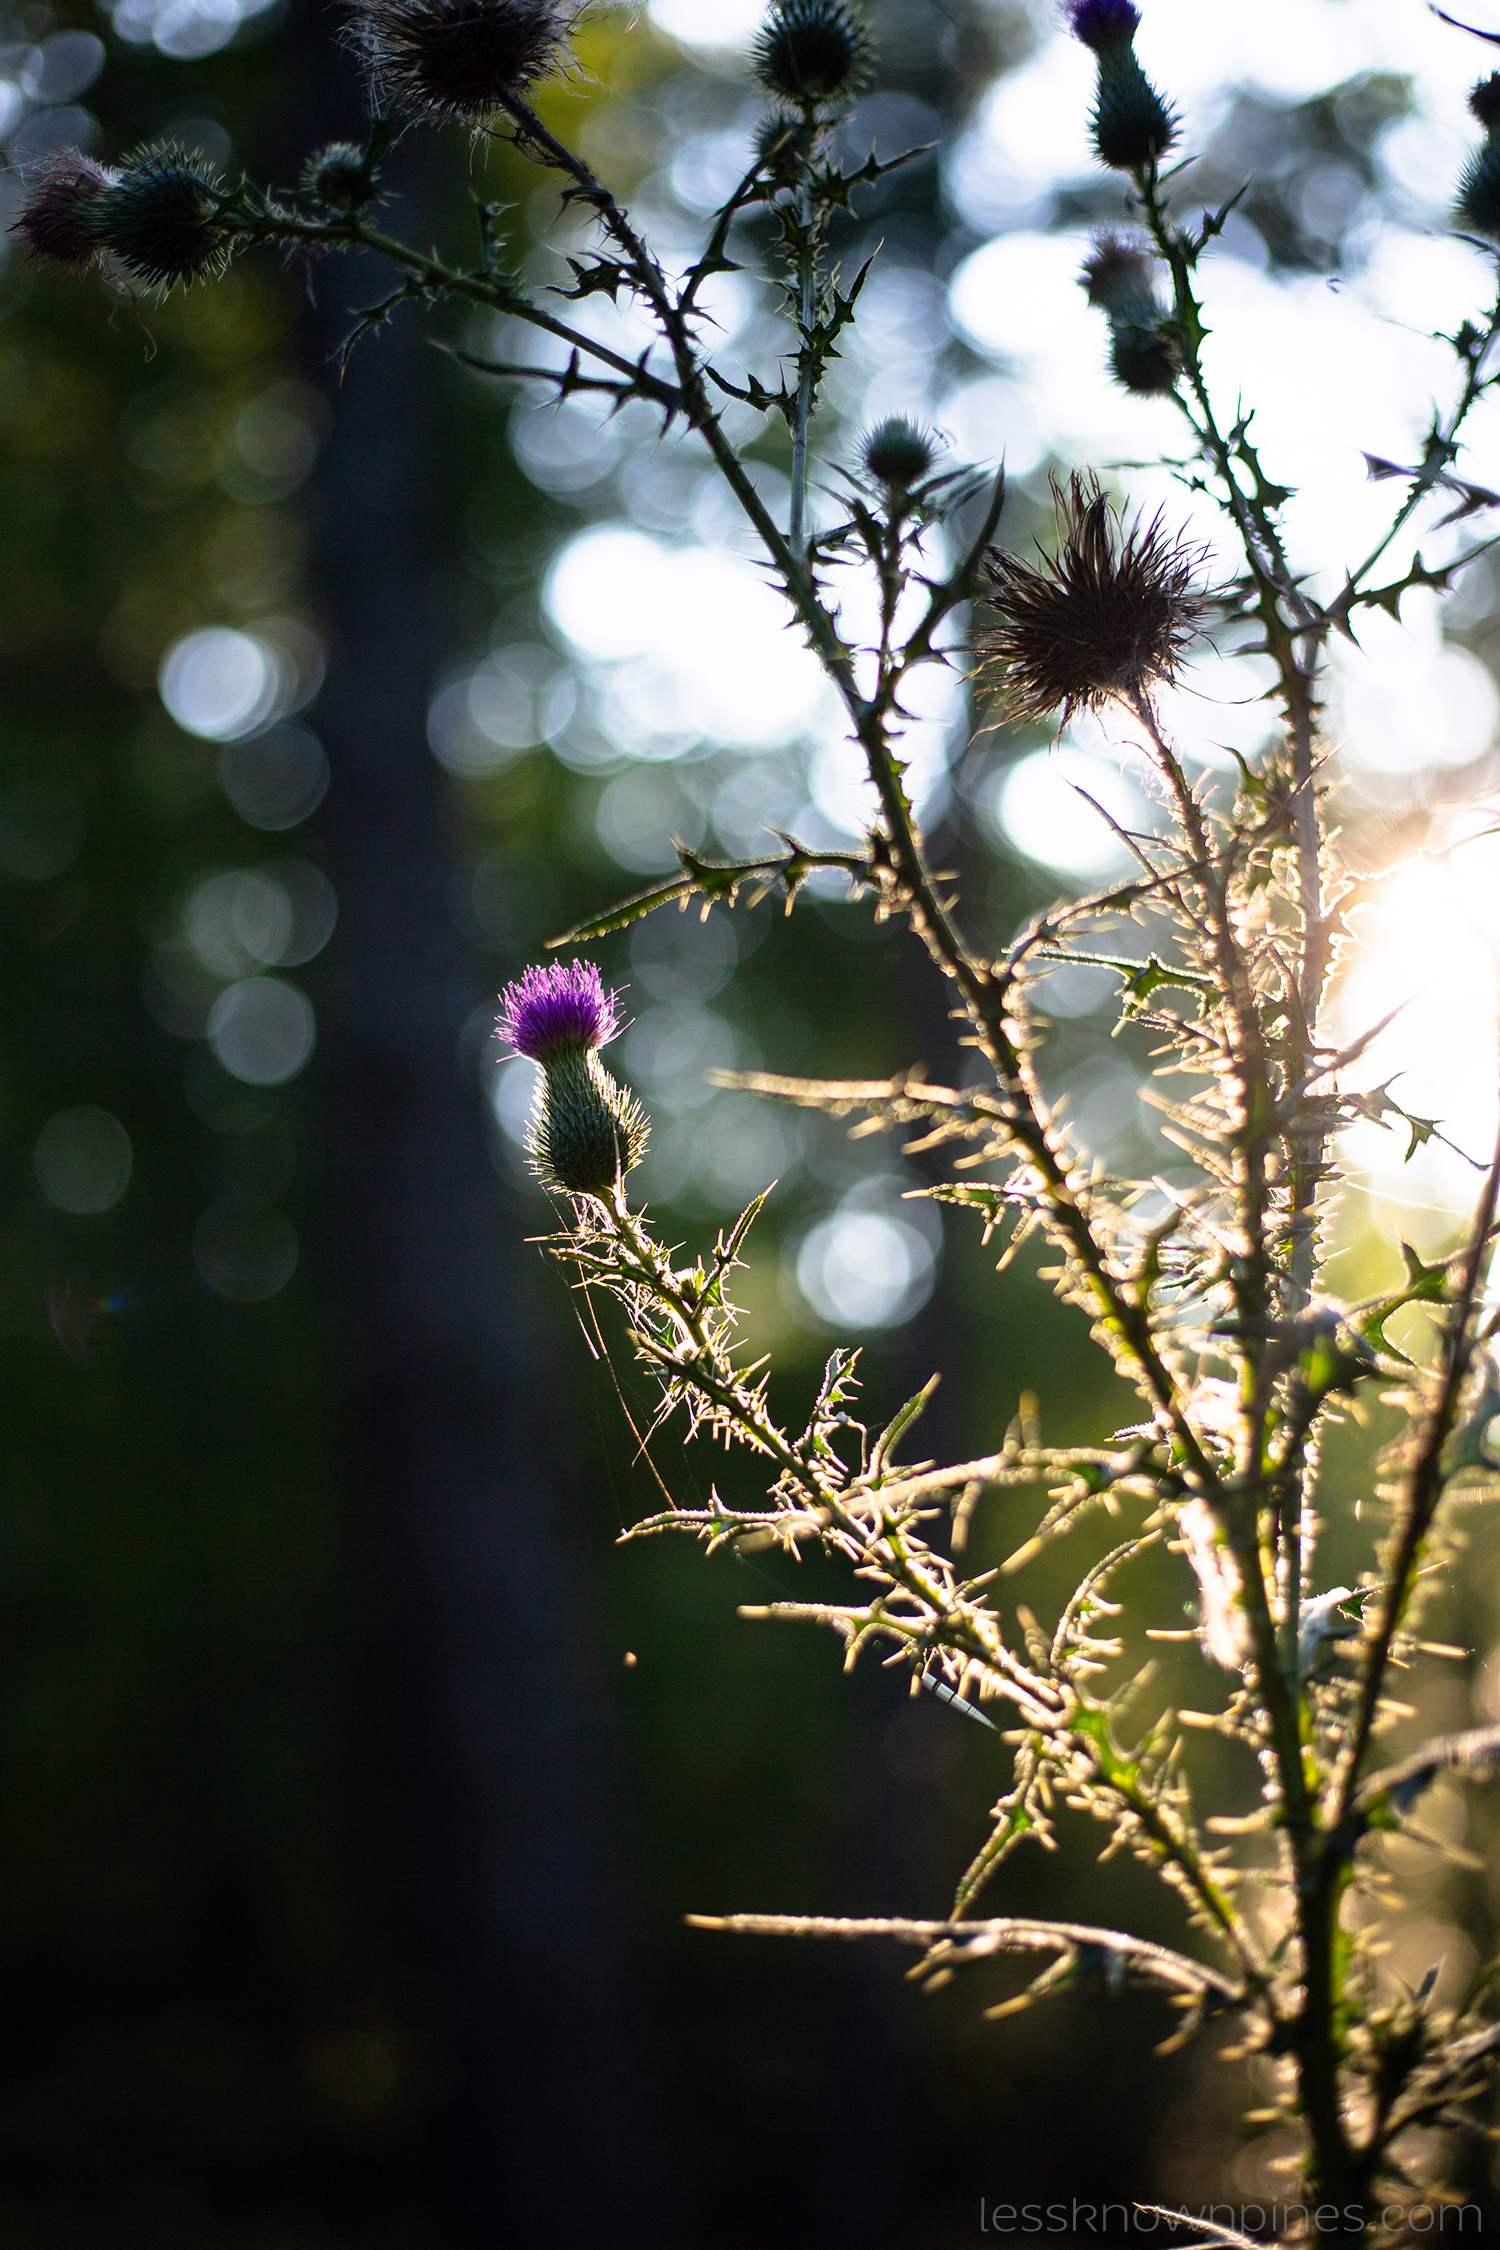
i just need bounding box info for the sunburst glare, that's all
[1336,813,1500,1243]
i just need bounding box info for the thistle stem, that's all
[789,177,816,559]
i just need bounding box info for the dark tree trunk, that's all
[289,21,668,2240]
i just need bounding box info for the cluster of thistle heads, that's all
[7,0,877,292]
[12,144,232,290]
[21,0,1500,1207]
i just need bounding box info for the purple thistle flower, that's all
[499,960,622,1064]
[1069,0,1140,50]
[11,151,116,274]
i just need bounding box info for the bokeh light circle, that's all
[207,977,316,1086]
[34,1107,133,1215]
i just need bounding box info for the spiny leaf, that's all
[704,363,797,423]
[806,142,936,211]
[951,1797,1037,1915]
[558,255,633,301]
[548,842,866,945]
[871,1374,940,1475]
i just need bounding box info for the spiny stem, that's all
[1331,1111,1500,1829]
[789,176,816,559]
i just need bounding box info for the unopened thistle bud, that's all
[11,150,117,274]
[1081,235,1177,397]
[754,110,806,183]
[1458,76,1500,236]
[302,141,373,210]
[976,472,1208,723]
[349,0,583,127]
[91,146,233,289]
[1472,72,1500,127]
[861,416,938,489]
[752,0,874,111]
[1068,0,1176,172]
[499,960,648,1198]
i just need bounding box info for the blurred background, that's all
[5,0,1500,2241]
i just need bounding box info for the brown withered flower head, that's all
[976,473,1209,724]
[350,0,583,126]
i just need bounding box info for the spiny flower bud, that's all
[499,961,648,1198]
[1458,80,1500,236]
[302,141,373,210]
[11,150,117,274]
[976,472,1209,724]
[752,0,874,111]
[1470,71,1500,127]
[1068,0,1175,171]
[754,111,806,183]
[92,146,232,289]
[861,416,938,489]
[349,0,583,127]
[1081,235,1177,397]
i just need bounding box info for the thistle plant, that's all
[21,0,1500,2222]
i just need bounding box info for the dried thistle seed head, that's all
[350,0,583,126]
[861,415,938,489]
[302,140,372,209]
[92,146,231,289]
[1470,71,1500,127]
[976,473,1209,723]
[499,958,622,1063]
[11,150,117,274]
[752,0,874,109]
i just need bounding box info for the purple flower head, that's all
[11,151,117,274]
[499,960,622,1064]
[1069,0,1139,50]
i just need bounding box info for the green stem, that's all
[789,177,816,560]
